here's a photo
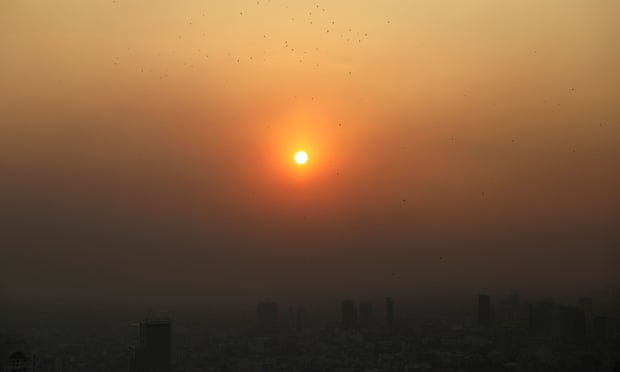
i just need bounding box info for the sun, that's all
[294,150,308,165]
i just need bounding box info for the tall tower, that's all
[130,318,172,372]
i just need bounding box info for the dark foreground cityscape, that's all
[2,289,620,372]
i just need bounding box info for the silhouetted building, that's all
[478,294,493,327]
[257,301,278,335]
[341,300,358,330]
[130,318,172,372]
[358,302,372,330]
[386,297,394,331]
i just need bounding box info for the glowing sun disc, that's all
[294,151,308,165]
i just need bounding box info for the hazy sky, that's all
[1,0,619,306]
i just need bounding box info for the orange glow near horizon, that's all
[1,0,619,301]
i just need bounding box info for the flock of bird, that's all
[106,2,612,271]
[111,1,380,81]
[109,1,605,217]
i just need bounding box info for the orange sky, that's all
[1,0,619,304]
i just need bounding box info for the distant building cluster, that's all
[4,290,620,371]
[341,297,394,332]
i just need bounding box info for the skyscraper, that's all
[341,300,358,330]
[256,301,278,335]
[386,297,394,331]
[130,318,172,372]
[478,294,493,327]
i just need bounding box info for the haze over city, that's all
[1,1,619,371]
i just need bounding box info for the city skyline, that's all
[3,290,620,371]
[2,1,619,370]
